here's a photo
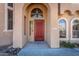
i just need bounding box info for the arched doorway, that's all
[25,3,48,42]
[13,3,59,48]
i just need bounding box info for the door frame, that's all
[28,18,46,42]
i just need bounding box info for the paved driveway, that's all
[18,41,79,56]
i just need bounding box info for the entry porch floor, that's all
[18,41,79,56]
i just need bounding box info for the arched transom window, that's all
[31,8,43,18]
[72,19,79,38]
[59,19,66,38]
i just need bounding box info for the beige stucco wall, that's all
[13,3,29,48]
[13,3,24,48]
[0,4,13,46]
[61,3,79,14]
[49,3,59,48]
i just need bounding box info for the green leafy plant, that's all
[60,41,75,48]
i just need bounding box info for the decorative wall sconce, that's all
[75,10,79,16]
[64,10,72,16]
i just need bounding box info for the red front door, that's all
[34,20,44,41]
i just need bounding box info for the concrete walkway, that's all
[18,41,79,56]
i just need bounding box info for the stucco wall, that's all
[13,3,26,48]
[0,4,13,46]
[49,3,59,48]
[60,3,79,14]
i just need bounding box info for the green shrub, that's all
[60,41,75,48]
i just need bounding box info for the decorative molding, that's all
[64,10,72,16]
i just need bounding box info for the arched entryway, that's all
[13,3,59,48]
[24,3,48,42]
